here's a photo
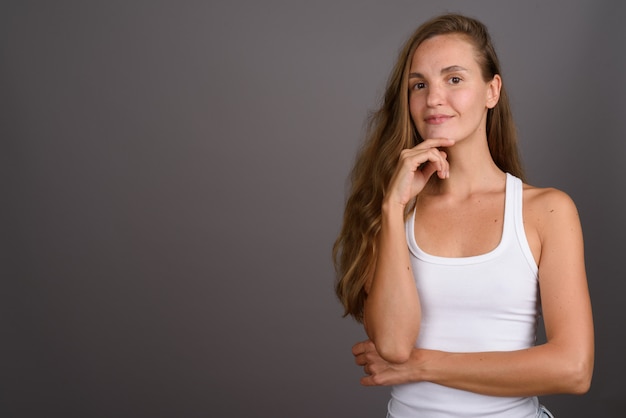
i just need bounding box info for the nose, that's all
[426,84,444,107]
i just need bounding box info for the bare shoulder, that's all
[522,182,582,245]
[522,183,579,219]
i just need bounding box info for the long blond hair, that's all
[333,13,525,322]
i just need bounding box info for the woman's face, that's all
[408,34,500,144]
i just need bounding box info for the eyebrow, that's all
[408,65,469,78]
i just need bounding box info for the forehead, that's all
[410,34,478,71]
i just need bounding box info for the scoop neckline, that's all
[407,173,512,266]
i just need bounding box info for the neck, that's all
[428,135,505,196]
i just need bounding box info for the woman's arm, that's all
[363,138,453,363]
[363,200,420,364]
[355,188,594,396]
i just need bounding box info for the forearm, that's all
[415,342,592,396]
[363,202,420,363]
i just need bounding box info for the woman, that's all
[332,13,594,417]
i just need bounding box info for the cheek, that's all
[408,98,428,138]
[408,96,424,122]
[455,90,487,112]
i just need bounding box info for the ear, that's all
[486,74,502,109]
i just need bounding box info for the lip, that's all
[424,114,453,125]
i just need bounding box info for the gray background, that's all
[3,1,625,417]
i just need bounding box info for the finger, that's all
[355,355,366,366]
[404,146,448,168]
[398,149,424,173]
[427,148,447,170]
[353,339,376,356]
[415,137,455,150]
[416,149,446,177]
[352,340,374,356]
[436,150,449,177]
[360,375,373,386]
[360,375,386,387]
[363,339,376,351]
[351,341,366,356]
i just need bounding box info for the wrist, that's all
[381,198,407,217]
[409,349,441,383]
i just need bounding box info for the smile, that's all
[424,115,453,125]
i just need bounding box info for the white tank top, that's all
[389,173,540,418]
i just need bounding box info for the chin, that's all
[420,128,455,141]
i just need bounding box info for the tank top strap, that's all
[501,172,516,243]
[507,172,539,274]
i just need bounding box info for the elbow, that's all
[375,341,413,364]
[562,357,594,395]
[571,364,593,395]
[568,373,592,395]
[364,320,418,364]
[368,326,418,364]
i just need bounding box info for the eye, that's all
[411,82,426,90]
[449,76,462,84]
